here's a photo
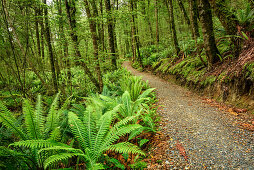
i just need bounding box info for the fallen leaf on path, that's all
[228,108,239,116]
[233,108,247,113]
[176,141,188,162]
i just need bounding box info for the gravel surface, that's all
[123,61,254,169]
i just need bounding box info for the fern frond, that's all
[0,102,27,140]
[38,146,83,154]
[49,127,61,141]
[128,126,144,140]
[10,140,67,149]
[82,107,96,149]
[138,88,155,100]
[34,95,44,138]
[43,152,85,169]
[114,113,141,128]
[93,110,113,157]
[102,124,142,152]
[23,99,38,139]
[107,142,145,156]
[68,112,88,149]
[45,93,60,133]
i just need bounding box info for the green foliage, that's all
[237,4,254,31]
[200,76,217,86]
[0,146,31,169]
[120,76,148,101]
[0,93,70,169]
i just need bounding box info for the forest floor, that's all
[122,61,254,169]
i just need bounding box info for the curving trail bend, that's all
[123,61,253,169]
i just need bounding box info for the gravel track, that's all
[123,61,254,169]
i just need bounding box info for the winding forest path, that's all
[123,61,254,169]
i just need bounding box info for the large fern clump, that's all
[0,93,70,169]
[37,106,145,169]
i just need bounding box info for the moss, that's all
[243,63,254,80]
[155,58,171,73]
[200,75,217,86]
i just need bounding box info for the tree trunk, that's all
[43,0,58,93]
[155,0,159,44]
[130,0,141,64]
[83,0,103,92]
[38,7,45,61]
[35,8,41,59]
[199,0,220,69]
[177,0,191,28]
[65,0,101,92]
[105,0,117,70]
[189,0,200,42]
[210,0,240,58]
[56,0,71,90]
[249,0,254,9]
[1,0,25,96]
[166,0,180,55]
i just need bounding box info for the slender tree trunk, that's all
[189,0,200,42]
[124,28,130,55]
[140,0,153,44]
[105,0,117,70]
[155,0,159,44]
[38,7,45,61]
[65,0,101,92]
[249,0,254,9]
[210,0,240,58]
[166,0,180,55]
[130,0,141,64]
[130,0,136,62]
[83,0,103,92]
[1,0,26,96]
[56,0,71,90]
[35,8,41,59]
[99,0,106,52]
[43,0,58,92]
[177,0,191,27]
[199,0,220,69]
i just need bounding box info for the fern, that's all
[45,93,60,133]
[68,112,88,149]
[108,142,145,156]
[10,140,68,149]
[0,102,27,140]
[44,153,85,169]
[34,95,44,139]
[23,99,38,139]
[39,146,83,154]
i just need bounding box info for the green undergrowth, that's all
[129,44,254,92]
[0,68,159,169]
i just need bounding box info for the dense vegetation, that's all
[0,0,253,169]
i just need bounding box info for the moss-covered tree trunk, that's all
[177,0,192,38]
[199,0,220,69]
[105,0,117,70]
[130,0,141,64]
[43,0,58,92]
[83,0,103,92]
[65,0,101,92]
[189,0,200,42]
[249,0,254,9]
[210,0,240,58]
[56,0,71,90]
[166,0,180,55]
[155,0,159,44]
